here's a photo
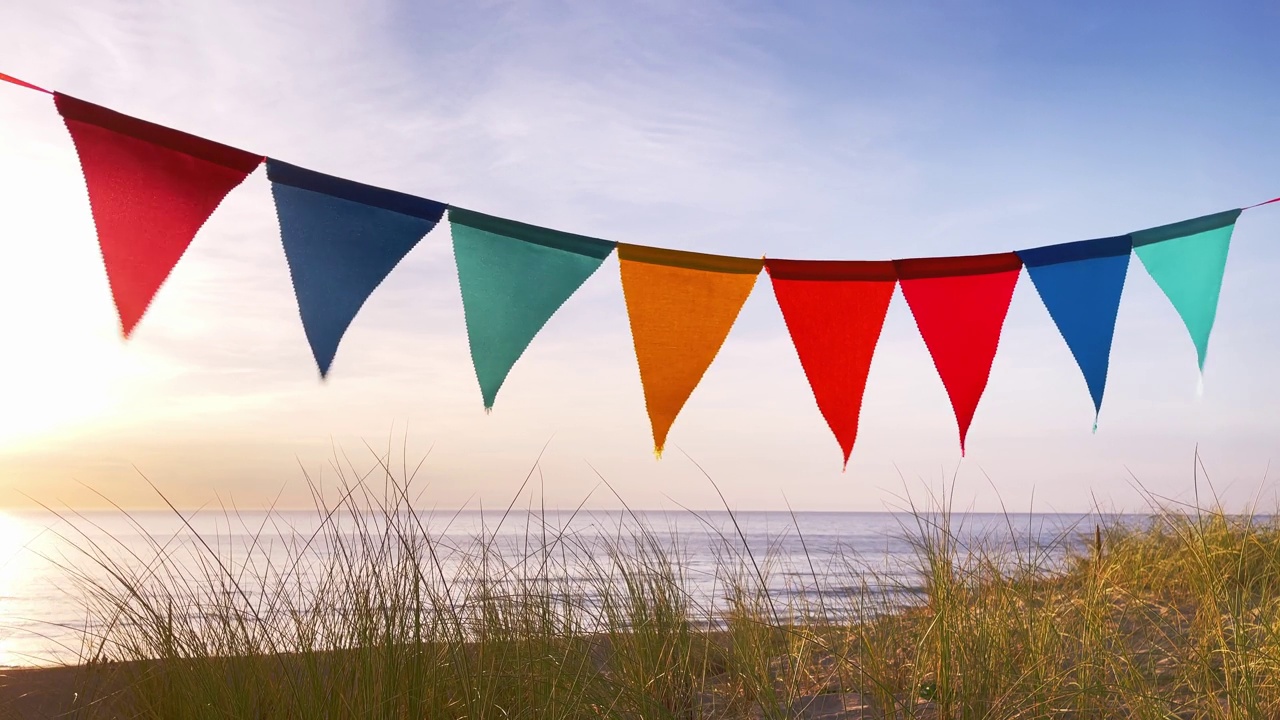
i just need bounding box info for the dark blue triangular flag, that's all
[267,159,446,377]
[1017,235,1132,426]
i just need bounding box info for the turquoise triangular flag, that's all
[450,207,615,409]
[1132,209,1242,371]
[267,159,446,377]
[1018,236,1131,425]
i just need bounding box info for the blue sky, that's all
[0,0,1277,512]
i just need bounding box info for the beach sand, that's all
[0,659,934,719]
[0,664,120,719]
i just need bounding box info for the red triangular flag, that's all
[894,253,1022,454]
[765,259,897,468]
[55,93,262,336]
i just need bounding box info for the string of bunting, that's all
[3,73,1275,466]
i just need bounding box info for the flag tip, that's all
[119,314,140,339]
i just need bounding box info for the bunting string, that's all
[0,72,51,94]
[2,74,1274,465]
[1243,196,1280,210]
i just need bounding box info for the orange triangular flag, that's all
[618,244,762,455]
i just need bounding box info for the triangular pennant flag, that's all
[450,208,615,409]
[1017,236,1131,426]
[618,244,762,455]
[266,159,446,377]
[55,93,262,336]
[765,259,897,468]
[894,253,1023,454]
[1131,209,1242,371]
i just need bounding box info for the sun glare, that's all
[0,150,130,451]
[0,511,55,666]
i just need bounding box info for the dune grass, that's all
[24,455,1280,719]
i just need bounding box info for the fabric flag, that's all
[764,259,897,468]
[618,244,762,455]
[450,208,615,409]
[1017,236,1131,426]
[55,93,263,336]
[894,253,1023,454]
[1131,209,1242,371]
[266,159,446,377]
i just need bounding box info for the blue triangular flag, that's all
[267,159,446,377]
[1017,235,1132,425]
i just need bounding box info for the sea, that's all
[0,509,1123,668]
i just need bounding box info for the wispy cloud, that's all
[0,0,1277,512]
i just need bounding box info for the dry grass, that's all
[9,454,1280,719]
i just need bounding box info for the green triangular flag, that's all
[1132,209,1242,370]
[450,207,616,409]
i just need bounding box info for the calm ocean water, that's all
[0,509,1117,667]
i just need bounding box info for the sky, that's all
[0,0,1278,513]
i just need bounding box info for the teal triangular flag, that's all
[1132,209,1242,371]
[450,208,615,409]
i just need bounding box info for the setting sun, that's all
[0,151,140,452]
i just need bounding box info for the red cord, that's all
[0,72,52,94]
